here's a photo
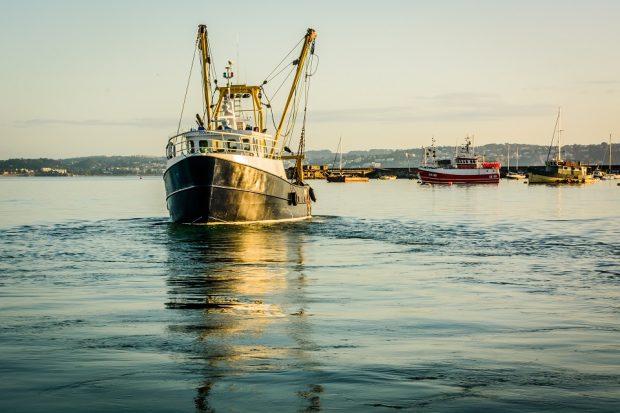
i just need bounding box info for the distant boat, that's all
[418,136,501,184]
[326,175,370,183]
[602,134,618,179]
[505,144,526,180]
[378,175,397,180]
[528,108,592,184]
[592,168,606,179]
[326,137,369,183]
[163,25,318,223]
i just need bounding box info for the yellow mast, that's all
[197,25,213,129]
[271,28,317,156]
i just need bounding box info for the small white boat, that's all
[505,144,526,179]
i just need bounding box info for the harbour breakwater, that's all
[296,165,620,180]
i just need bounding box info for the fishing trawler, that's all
[528,108,591,184]
[418,137,501,184]
[164,25,318,223]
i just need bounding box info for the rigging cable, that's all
[546,109,561,162]
[259,34,315,134]
[177,40,199,135]
[284,41,318,154]
[262,37,304,84]
[261,64,297,131]
[204,35,219,124]
[297,46,317,156]
[260,87,279,132]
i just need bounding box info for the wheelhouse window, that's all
[199,140,209,153]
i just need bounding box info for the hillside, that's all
[1,143,618,175]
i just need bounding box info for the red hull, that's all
[418,168,500,184]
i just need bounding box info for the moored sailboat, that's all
[326,137,369,183]
[599,134,618,179]
[505,144,526,180]
[163,25,318,223]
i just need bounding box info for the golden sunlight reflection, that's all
[165,224,317,410]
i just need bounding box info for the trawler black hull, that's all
[164,155,311,224]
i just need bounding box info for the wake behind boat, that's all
[418,137,501,184]
[164,25,318,224]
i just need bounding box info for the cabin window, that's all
[199,140,209,153]
[242,138,251,151]
[166,143,175,159]
[226,139,239,152]
[186,140,195,153]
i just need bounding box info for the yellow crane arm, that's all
[271,28,317,156]
[197,25,213,129]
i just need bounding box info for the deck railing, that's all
[166,130,280,159]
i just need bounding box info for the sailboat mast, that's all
[516,146,519,170]
[507,144,510,171]
[197,25,213,129]
[610,133,613,172]
[271,28,317,155]
[557,107,562,162]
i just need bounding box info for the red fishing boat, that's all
[418,137,500,184]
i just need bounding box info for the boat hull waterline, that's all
[164,155,311,224]
[528,169,593,184]
[418,168,500,184]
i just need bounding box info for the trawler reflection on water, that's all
[165,224,321,411]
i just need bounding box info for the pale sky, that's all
[1,0,618,158]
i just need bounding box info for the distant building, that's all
[39,167,68,176]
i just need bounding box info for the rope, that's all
[260,87,279,132]
[262,65,296,131]
[297,49,315,155]
[260,35,306,134]
[204,36,218,123]
[282,88,300,149]
[177,41,198,135]
[262,37,304,84]
[265,63,294,86]
[270,65,296,100]
[283,42,317,154]
[546,109,561,162]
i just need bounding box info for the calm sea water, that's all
[1,176,619,412]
